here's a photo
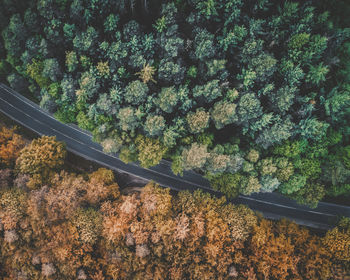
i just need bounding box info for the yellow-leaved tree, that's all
[15,136,66,188]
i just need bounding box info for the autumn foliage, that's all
[15,135,66,188]
[0,129,349,279]
[0,126,25,167]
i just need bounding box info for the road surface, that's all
[0,83,349,230]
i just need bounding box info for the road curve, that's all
[0,83,349,230]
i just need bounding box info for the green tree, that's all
[193,29,216,61]
[275,157,294,182]
[96,93,115,115]
[206,172,241,198]
[324,86,350,124]
[192,79,222,103]
[2,14,27,56]
[246,149,259,163]
[258,158,277,176]
[144,115,166,137]
[117,107,139,131]
[125,80,149,105]
[279,174,307,195]
[288,33,310,49]
[96,61,110,78]
[218,25,247,52]
[298,118,329,141]
[237,93,262,123]
[44,18,62,44]
[78,70,100,99]
[270,86,296,113]
[42,58,61,82]
[136,135,167,168]
[182,143,209,170]
[273,140,306,158]
[206,152,230,173]
[240,176,261,195]
[294,158,321,180]
[158,59,185,85]
[119,144,138,164]
[7,73,28,92]
[292,183,326,208]
[162,126,180,148]
[279,59,305,86]
[155,87,178,113]
[205,59,227,79]
[60,74,77,101]
[26,58,51,89]
[63,23,76,41]
[196,0,218,19]
[164,37,184,58]
[76,111,95,131]
[186,108,210,134]
[104,14,119,33]
[249,53,277,82]
[256,118,295,148]
[65,51,78,72]
[306,62,329,86]
[261,176,280,193]
[342,146,350,169]
[23,8,40,33]
[40,91,57,113]
[153,16,167,33]
[211,100,237,129]
[73,26,98,54]
[187,65,197,79]
[122,20,141,41]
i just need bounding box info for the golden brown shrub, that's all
[15,136,66,188]
[323,218,350,262]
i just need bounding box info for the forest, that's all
[0,0,349,206]
[0,125,349,279]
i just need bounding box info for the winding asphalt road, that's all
[0,83,349,230]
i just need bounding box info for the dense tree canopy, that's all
[0,129,349,279]
[0,0,349,205]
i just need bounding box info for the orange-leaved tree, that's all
[0,126,25,167]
